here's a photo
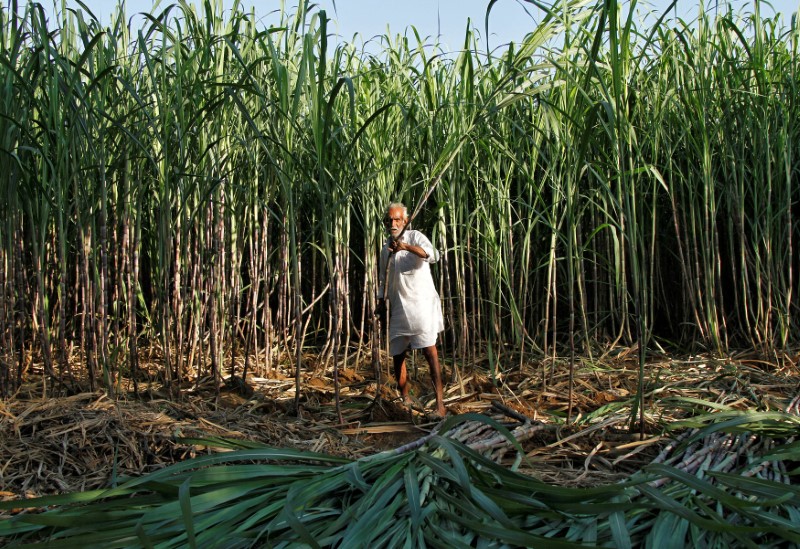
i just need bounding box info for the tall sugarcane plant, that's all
[0,0,797,399]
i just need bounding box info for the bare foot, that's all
[426,410,447,422]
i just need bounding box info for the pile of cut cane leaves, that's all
[1,406,798,548]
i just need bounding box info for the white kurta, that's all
[378,230,444,340]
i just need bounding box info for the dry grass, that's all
[1,346,797,507]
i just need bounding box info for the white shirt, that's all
[378,230,444,339]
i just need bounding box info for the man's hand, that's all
[374,299,387,326]
[389,238,428,259]
[388,238,404,254]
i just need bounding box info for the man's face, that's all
[383,207,407,236]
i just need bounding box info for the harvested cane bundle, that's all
[1,409,799,547]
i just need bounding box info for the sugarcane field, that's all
[0,0,799,546]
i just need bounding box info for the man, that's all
[376,202,446,418]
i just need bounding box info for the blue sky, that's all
[45,0,800,52]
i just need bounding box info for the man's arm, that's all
[390,231,438,262]
[389,240,428,259]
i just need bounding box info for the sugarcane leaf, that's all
[670,411,800,440]
[647,509,689,549]
[424,524,477,549]
[428,437,473,494]
[786,506,800,527]
[278,502,321,549]
[345,461,371,493]
[660,396,738,412]
[440,508,586,548]
[707,471,800,503]
[404,462,423,531]
[417,451,460,484]
[761,440,800,461]
[694,495,800,544]
[135,520,156,549]
[478,485,551,513]
[182,464,321,485]
[579,517,598,545]
[638,484,762,540]
[175,436,270,449]
[368,517,412,549]
[645,463,765,508]
[0,520,43,538]
[339,478,405,547]
[608,510,632,549]
[0,487,136,511]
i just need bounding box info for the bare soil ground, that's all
[1,346,798,508]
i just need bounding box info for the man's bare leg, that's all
[421,345,446,417]
[392,351,412,404]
